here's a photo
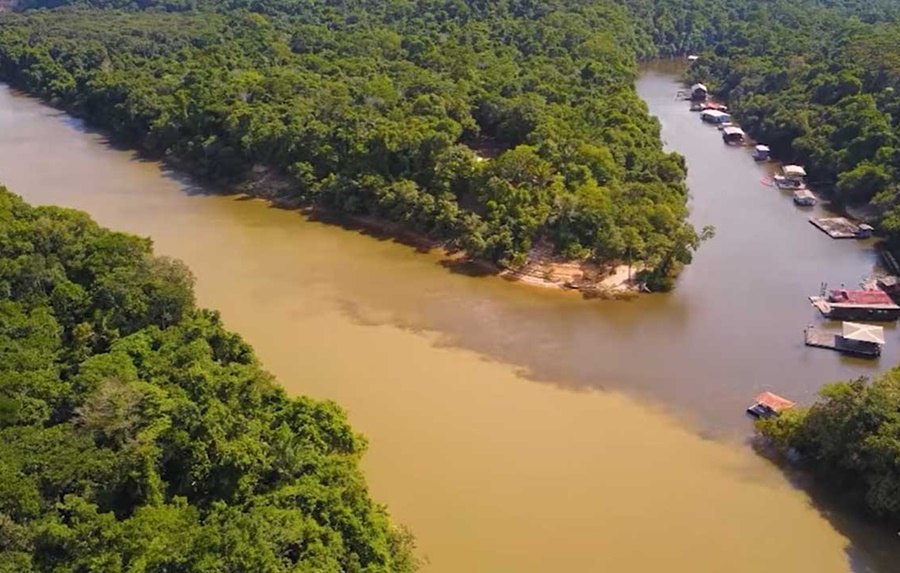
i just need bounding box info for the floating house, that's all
[722,126,745,144]
[805,321,885,358]
[793,188,817,206]
[774,164,806,188]
[809,287,900,321]
[752,144,770,161]
[691,83,708,101]
[700,109,731,124]
[747,392,796,419]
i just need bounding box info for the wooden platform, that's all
[810,217,860,239]
[804,327,881,358]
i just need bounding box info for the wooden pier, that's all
[805,327,840,350]
[809,217,861,239]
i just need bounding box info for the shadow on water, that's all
[748,440,900,573]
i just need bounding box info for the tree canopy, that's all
[757,370,900,526]
[0,186,416,572]
[640,0,900,250]
[0,0,703,284]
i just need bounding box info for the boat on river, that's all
[773,164,806,189]
[752,144,770,161]
[792,188,817,206]
[701,109,731,124]
[809,286,900,321]
[721,126,745,145]
[701,102,728,111]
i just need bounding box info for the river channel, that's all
[2,61,899,571]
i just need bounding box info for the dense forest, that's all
[4,0,900,539]
[0,186,415,572]
[662,0,900,252]
[757,370,900,526]
[0,1,707,289]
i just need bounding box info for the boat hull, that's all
[809,296,900,321]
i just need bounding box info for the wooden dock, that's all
[805,327,839,349]
[810,217,860,239]
[804,326,881,358]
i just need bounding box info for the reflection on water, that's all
[2,76,899,572]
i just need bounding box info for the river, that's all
[2,62,899,571]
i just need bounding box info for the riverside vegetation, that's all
[0,0,709,290]
[3,0,900,551]
[636,0,900,529]
[659,1,900,253]
[0,187,415,572]
[757,370,900,527]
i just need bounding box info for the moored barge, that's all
[808,287,900,321]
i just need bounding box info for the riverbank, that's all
[5,66,900,573]
[235,164,642,297]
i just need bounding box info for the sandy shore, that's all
[241,168,642,297]
[497,246,641,298]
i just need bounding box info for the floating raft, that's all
[804,323,883,358]
[809,217,872,239]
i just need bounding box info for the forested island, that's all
[0,186,416,571]
[0,0,709,290]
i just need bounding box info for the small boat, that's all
[773,175,803,189]
[856,224,874,239]
[793,188,817,206]
[752,144,770,161]
[701,102,728,111]
[701,110,731,124]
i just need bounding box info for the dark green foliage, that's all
[757,371,900,526]
[0,187,416,572]
[629,0,900,248]
[0,1,702,283]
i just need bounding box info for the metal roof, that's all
[783,165,807,177]
[842,322,885,344]
[755,144,770,151]
[692,83,708,92]
[722,126,744,136]
[701,110,729,118]
[754,392,796,412]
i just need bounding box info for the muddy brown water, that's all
[2,61,900,571]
